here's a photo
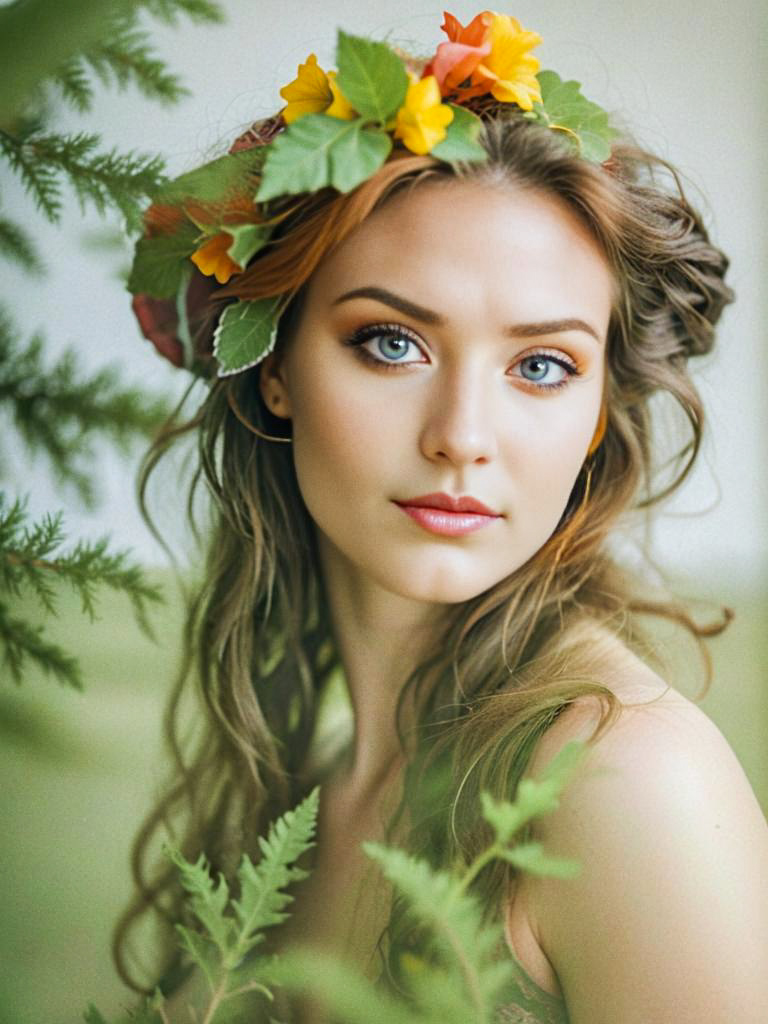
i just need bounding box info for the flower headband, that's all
[128,11,615,378]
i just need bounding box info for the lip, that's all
[396,492,499,516]
[393,492,501,538]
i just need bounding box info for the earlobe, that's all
[258,351,292,420]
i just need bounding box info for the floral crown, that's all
[128,10,615,378]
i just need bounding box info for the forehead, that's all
[304,179,616,323]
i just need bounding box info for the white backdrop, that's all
[6,0,765,582]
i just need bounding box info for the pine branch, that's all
[0,216,45,274]
[0,128,167,228]
[132,0,224,25]
[0,494,165,687]
[0,309,172,507]
[84,26,189,106]
[0,599,82,689]
[50,57,95,113]
[0,0,224,126]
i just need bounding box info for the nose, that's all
[419,362,499,466]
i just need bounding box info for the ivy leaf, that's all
[336,30,409,124]
[226,222,272,269]
[532,70,615,163]
[255,115,391,200]
[127,220,199,298]
[213,298,280,376]
[152,148,265,205]
[431,105,488,163]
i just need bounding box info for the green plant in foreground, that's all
[87,739,586,1024]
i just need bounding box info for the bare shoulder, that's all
[517,627,768,1023]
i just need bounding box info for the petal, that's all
[326,71,357,120]
[431,39,490,92]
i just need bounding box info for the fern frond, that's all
[232,788,319,957]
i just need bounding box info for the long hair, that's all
[113,111,734,992]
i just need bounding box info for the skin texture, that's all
[245,179,768,1023]
[260,179,612,785]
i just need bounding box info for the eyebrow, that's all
[332,285,603,344]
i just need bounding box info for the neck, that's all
[317,537,449,796]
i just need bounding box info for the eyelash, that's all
[342,322,582,392]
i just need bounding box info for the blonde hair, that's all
[114,111,734,991]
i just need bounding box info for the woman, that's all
[119,11,768,1023]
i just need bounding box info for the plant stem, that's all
[457,843,502,896]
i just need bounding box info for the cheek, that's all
[288,368,386,518]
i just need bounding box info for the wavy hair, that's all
[113,110,734,993]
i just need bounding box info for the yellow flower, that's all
[190,231,239,284]
[326,71,356,119]
[393,74,454,155]
[482,14,542,110]
[279,53,355,124]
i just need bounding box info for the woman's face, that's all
[260,180,613,605]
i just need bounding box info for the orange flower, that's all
[425,11,493,97]
[190,231,239,284]
[425,10,542,109]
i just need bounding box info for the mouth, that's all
[393,493,501,538]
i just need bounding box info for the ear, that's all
[258,350,292,420]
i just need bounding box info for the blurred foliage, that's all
[86,746,586,1024]
[0,0,223,690]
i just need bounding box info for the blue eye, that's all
[344,323,424,369]
[518,354,573,388]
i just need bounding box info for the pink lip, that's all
[393,492,501,537]
[397,492,498,515]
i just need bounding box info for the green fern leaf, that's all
[232,788,319,951]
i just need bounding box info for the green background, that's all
[1,570,765,1024]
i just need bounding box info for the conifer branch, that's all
[0,599,82,689]
[0,129,167,228]
[84,26,189,106]
[50,57,94,114]
[0,216,45,274]
[132,0,224,24]
[0,309,171,507]
[0,494,164,683]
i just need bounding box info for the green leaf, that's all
[363,843,506,1015]
[232,788,319,951]
[482,740,588,842]
[255,115,391,200]
[127,220,199,298]
[498,840,583,879]
[83,1005,109,1024]
[533,70,616,163]
[175,924,220,989]
[213,298,280,377]
[336,30,409,124]
[153,149,265,205]
[226,222,272,269]
[167,848,234,955]
[431,105,488,164]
